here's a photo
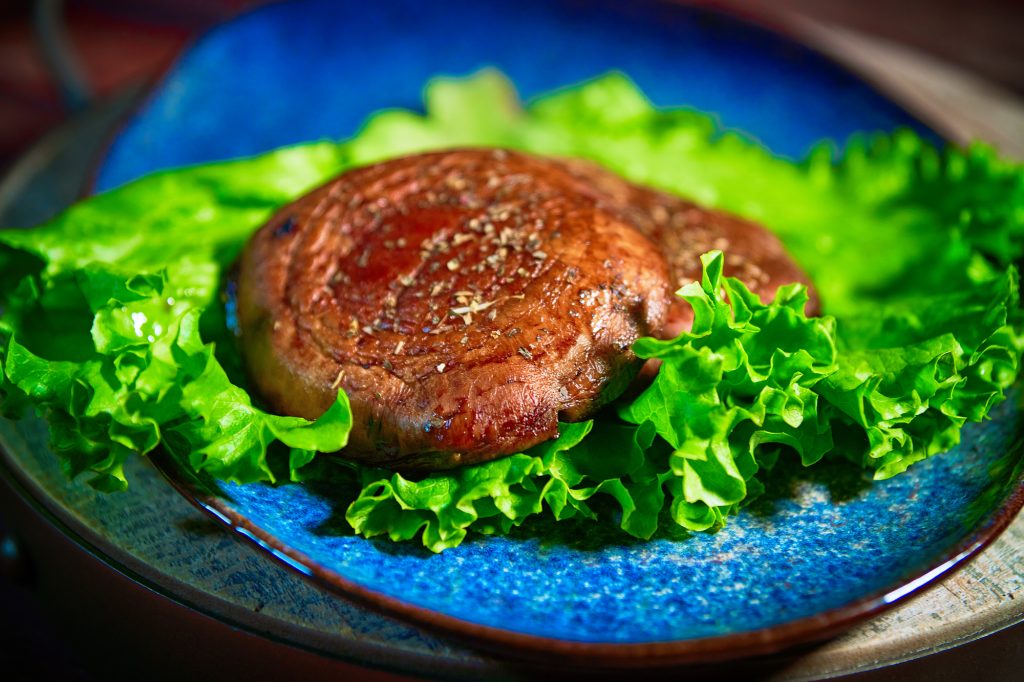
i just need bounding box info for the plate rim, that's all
[86,0,1022,669]
[152,438,1024,668]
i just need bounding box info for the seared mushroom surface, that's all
[236,149,673,469]
[558,158,820,336]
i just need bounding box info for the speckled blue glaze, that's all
[95,0,1011,648]
[96,0,934,192]
[213,396,1022,643]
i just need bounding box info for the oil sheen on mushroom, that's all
[235,148,815,470]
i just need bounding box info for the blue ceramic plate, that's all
[97,0,1024,666]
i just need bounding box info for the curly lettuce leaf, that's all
[345,251,841,551]
[621,251,837,516]
[0,167,353,490]
[2,70,1023,550]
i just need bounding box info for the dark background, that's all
[2,1,1023,679]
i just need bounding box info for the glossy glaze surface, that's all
[95,0,934,192]
[173,393,1024,650]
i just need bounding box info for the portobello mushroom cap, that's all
[236,149,672,469]
[235,148,817,469]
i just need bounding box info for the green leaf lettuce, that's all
[1,70,1022,549]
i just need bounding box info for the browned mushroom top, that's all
[236,149,673,469]
[235,148,817,470]
[557,158,820,336]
